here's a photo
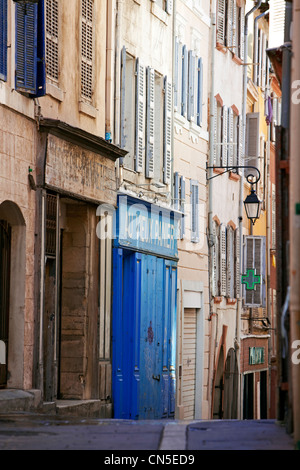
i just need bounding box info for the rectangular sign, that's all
[45,134,116,205]
[249,347,265,365]
[115,195,179,259]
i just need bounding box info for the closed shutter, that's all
[243,236,266,307]
[174,172,179,210]
[174,37,179,111]
[146,66,155,178]
[245,112,260,176]
[190,181,199,243]
[135,58,145,173]
[120,46,127,150]
[239,3,245,61]
[212,222,220,297]
[197,58,203,127]
[187,50,195,122]
[81,0,94,101]
[45,0,59,83]
[181,45,188,118]
[237,114,243,169]
[183,308,197,420]
[221,105,228,167]
[226,0,233,48]
[163,76,172,184]
[235,228,240,298]
[232,0,237,55]
[213,98,218,165]
[220,223,227,296]
[227,107,234,167]
[0,0,7,81]
[226,227,234,298]
[217,0,226,44]
[15,1,45,97]
[180,176,186,239]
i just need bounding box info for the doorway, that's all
[243,373,254,419]
[0,221,11,387]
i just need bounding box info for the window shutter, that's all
[220,223,227,296]
[190,181,199,243]
[197,57,203,127]
[45,0,59,83]
[174,37,179,111]
[36,0,46,97]
[163,76,172,185]
[226,227,234,298]
[180,176,186,239]
[81,0,94,101]
[174,172,179,210]
[245,112,260,176]
[227,107,234,167]
[237,114,243,168]
[235,228,240,298]
[166,0,173,15]
[217,0,226,44]
[221,105,228,167]
[181,45,188,118]
[213,98,218,165]
[135,58,145,173]
[226,0,233,49]
[0,0,7,81]
[146,66,155,178]
[187,50,195,121]
[212,222,220,297]
[239,3,245,61]
[120,46,127,150]
[243,236,266,307]
[232,0,237,55]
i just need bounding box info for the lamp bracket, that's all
[206,165,261,185]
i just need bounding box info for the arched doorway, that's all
[0,201,26,389]
[223,348,239,419]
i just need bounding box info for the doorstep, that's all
[0,389,42,413]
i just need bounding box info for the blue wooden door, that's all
[112,249,177,419]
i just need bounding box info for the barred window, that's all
[81,0,94,101]
[46,0,59,83]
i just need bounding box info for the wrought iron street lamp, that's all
[206,165,262,225]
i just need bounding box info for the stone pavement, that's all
[0,413,295,450]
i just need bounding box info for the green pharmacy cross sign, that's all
[241,269,261,291]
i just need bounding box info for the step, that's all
[0,389,42,413]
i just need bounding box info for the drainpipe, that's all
[106,0,116,141]
[238,0,262,419]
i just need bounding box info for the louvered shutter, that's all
[235,228,241,298]
[146,66,155,178]
[217,0,226,44]
[220,223,227,296]
[180,175,186,239]
[221,105,228,167]
[239,3,245,61]
[166,0,173,15]
[191,181,199,243]
[226,227,234,298]
[232,0,237,55]
[187,50,195,121]
[174,172,179,210]
[245,112,260,176]
[163,76,172,185]
[237,114,243,169]
[174,37,179,111]
[243,236,266,307]
[120,46,127,150]
[197,57,203,127]
[181,45,188,118]
[227,0,233,49]
[0,0,7,81]
[45,0,59,82]
[213,98,218,165]
[212,222,220,297]
[227,107,234,167]
[15,1,45,97]
[135,58,145,173]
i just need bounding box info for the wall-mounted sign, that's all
[249,347,265,365]
[241,269,261,290]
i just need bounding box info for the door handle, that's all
[152,374,160,382]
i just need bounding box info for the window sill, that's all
[216,42,227,54]
[229,171,240,182]
[214,296,223,304]
[151,3,168,25]
[79,101,97,118]
[47,82,64,102]
[226,298,237,305]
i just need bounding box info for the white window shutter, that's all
[174,37,179,111]
[212,222,220,297]
[227,107,234,167]
[220,223,227,297]
[181,45,188,118]
[135,58,145,173]
[226,227,234,298]
[120,46,127,150]
[197,57,203,127]
[232,0,237,55]
[245,113,260,176]
[235,228,241,298]
[227,0,233,49]
[240,3,245,61]
[221,105,228,167]
[146,66,155,179]
[163,76,172,185]
[190,181,199,243]
[213,98,218,165]
[237,114,243,168]
[180,175,186,239]
[187,50,195,121]
[217,0,226,44]
[166,0,173,15]
[174,172,179,210]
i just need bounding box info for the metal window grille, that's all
[46,0,59,82]
[46,194,57,257]
[81,0,93,101]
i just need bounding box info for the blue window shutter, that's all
[197,58,203,127]
[180,175,185,239]
[174,172,179,210]
[187,50,195,122]
[181,45,188,118]
[0,0,7,81]
[15,1,45,97]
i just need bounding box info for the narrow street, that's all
[0,412,294,451]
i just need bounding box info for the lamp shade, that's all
[244,189,262,225]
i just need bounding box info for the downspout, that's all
[238,0,262,419]
[114,0,123,187]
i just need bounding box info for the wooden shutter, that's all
[190,181,199,243]
[226,0,233,49]
[221,105,228,167]
[197,58,203,127]
[217,0,226,44]
[234,228,240,298]
[120,46,127,150]
[243,236,266,307]
[180,176,186,239]
[237,114,243,168]
[245,112,260,176]
[0,0,7,81]
[226,227,234,298]
[81,0,94,101]
[174,172,179,210]
[45,0,59,83]
[227,107,234,167]
[181,45,188,118]
[220,223,227,296]
[135,58,145,173]
[232,0,237,55]
[187,50,195,121]
[146,66,155,178]
[239,3,245,61]
[163,76,172,184]
[212,222,220,297]
[213,98,218,165]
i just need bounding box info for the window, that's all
[190,180,199,243]
[243,236,266,307]
[81,0,94,102]
[226,225,234,298]
[46,0,59,83]
[217,0,245,60]
[15,0,46,97]
[0,0,7,81]
[120,46,171,183]
[151,0,173,14]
